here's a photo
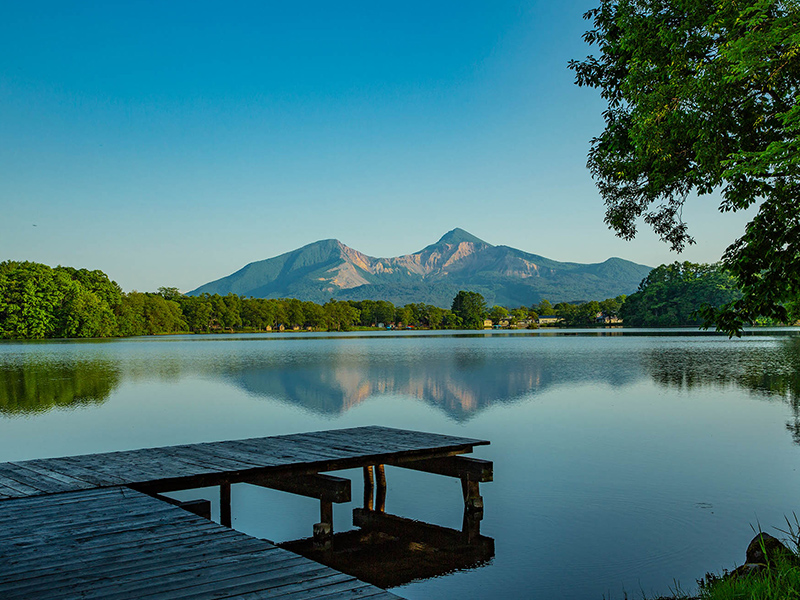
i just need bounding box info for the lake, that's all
[2,329,800,599]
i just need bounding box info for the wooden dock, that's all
[0,426,492,599]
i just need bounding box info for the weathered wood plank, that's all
[232,437,339,464]
[131,564,345,600]
[189,441,280,467]
[162,444,257,473]
[1,536,276,594]
[8,460,97,488]
[1,527,252,580]
[231,577,396,600]
[0,478,41,496]
[0,482,26,498]
[2,519,232,571]
[269,579,394,600]
[0,502,182,546]
[32,455,128,486]
[57,554,322,600]
[0,463,79,494]
[0,485,125,518]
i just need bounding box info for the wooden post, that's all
[362,465,374,510]
[461,477,483,514]
[314,500,333,548]
[375,464,386,513]
[460,476,483,542]
[462,509,482,543]
[220,482,231,528]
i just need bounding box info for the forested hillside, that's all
[621,263,742,327]
[0,261,462,338]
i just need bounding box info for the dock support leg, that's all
[461,477,483,542]
[314,500,333,548]
[220,482,232,528]
[375,464,386,513]
[362,465,374,510]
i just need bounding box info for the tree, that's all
[394,306,412,328]
[302,301,326,329]
[181,295,214,332]
[599,295,626,319]
[451,291,487,330]
[374,301,396,326]
[570,1,800,334]
[555,302,578,325]
[59,281,117,337]
[323,300,360,331]
[157,287,182,302]
[489,305,509,324]
[535,299,555,316]
[621,262,741,326]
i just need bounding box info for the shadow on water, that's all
[0,360,120,415]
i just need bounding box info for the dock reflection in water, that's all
[281,512,494,589]
[280,462,494,589]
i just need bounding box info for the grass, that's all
[695,554,800,599]
[650,517,800,600]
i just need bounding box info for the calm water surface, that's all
[2,329,800,599]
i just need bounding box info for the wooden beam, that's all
[178,498,212,520]
[390,456,493,482]
[149,493,212,520]
[246,473,351,503]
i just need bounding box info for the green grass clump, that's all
[696,554,800,599]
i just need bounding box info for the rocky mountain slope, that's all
[189,228,652,307]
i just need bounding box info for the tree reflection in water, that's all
[0,361,119,415]
[644,337,800,443]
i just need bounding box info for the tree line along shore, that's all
[0,259,788,340]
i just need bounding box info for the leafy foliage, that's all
[570,0,800,333]
[0,261,481,338]
[0,261,122,339]
[451,291,488,329]
[621,262,741,327]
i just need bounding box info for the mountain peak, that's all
[189,229,652,307]
[436,228,489,246]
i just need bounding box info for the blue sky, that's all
[0,1,753,292]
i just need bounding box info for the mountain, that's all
[189,228,652,307]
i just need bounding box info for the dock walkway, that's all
[0,426,491,599]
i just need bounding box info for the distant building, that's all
[596,313,623,324]
[537,315,562,326]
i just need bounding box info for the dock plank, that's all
[0,487,400,600]
[0,463,79,494]
[8,460,97,488]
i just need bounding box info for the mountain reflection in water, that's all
[2,334,799,430]
[226,348,638,419]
